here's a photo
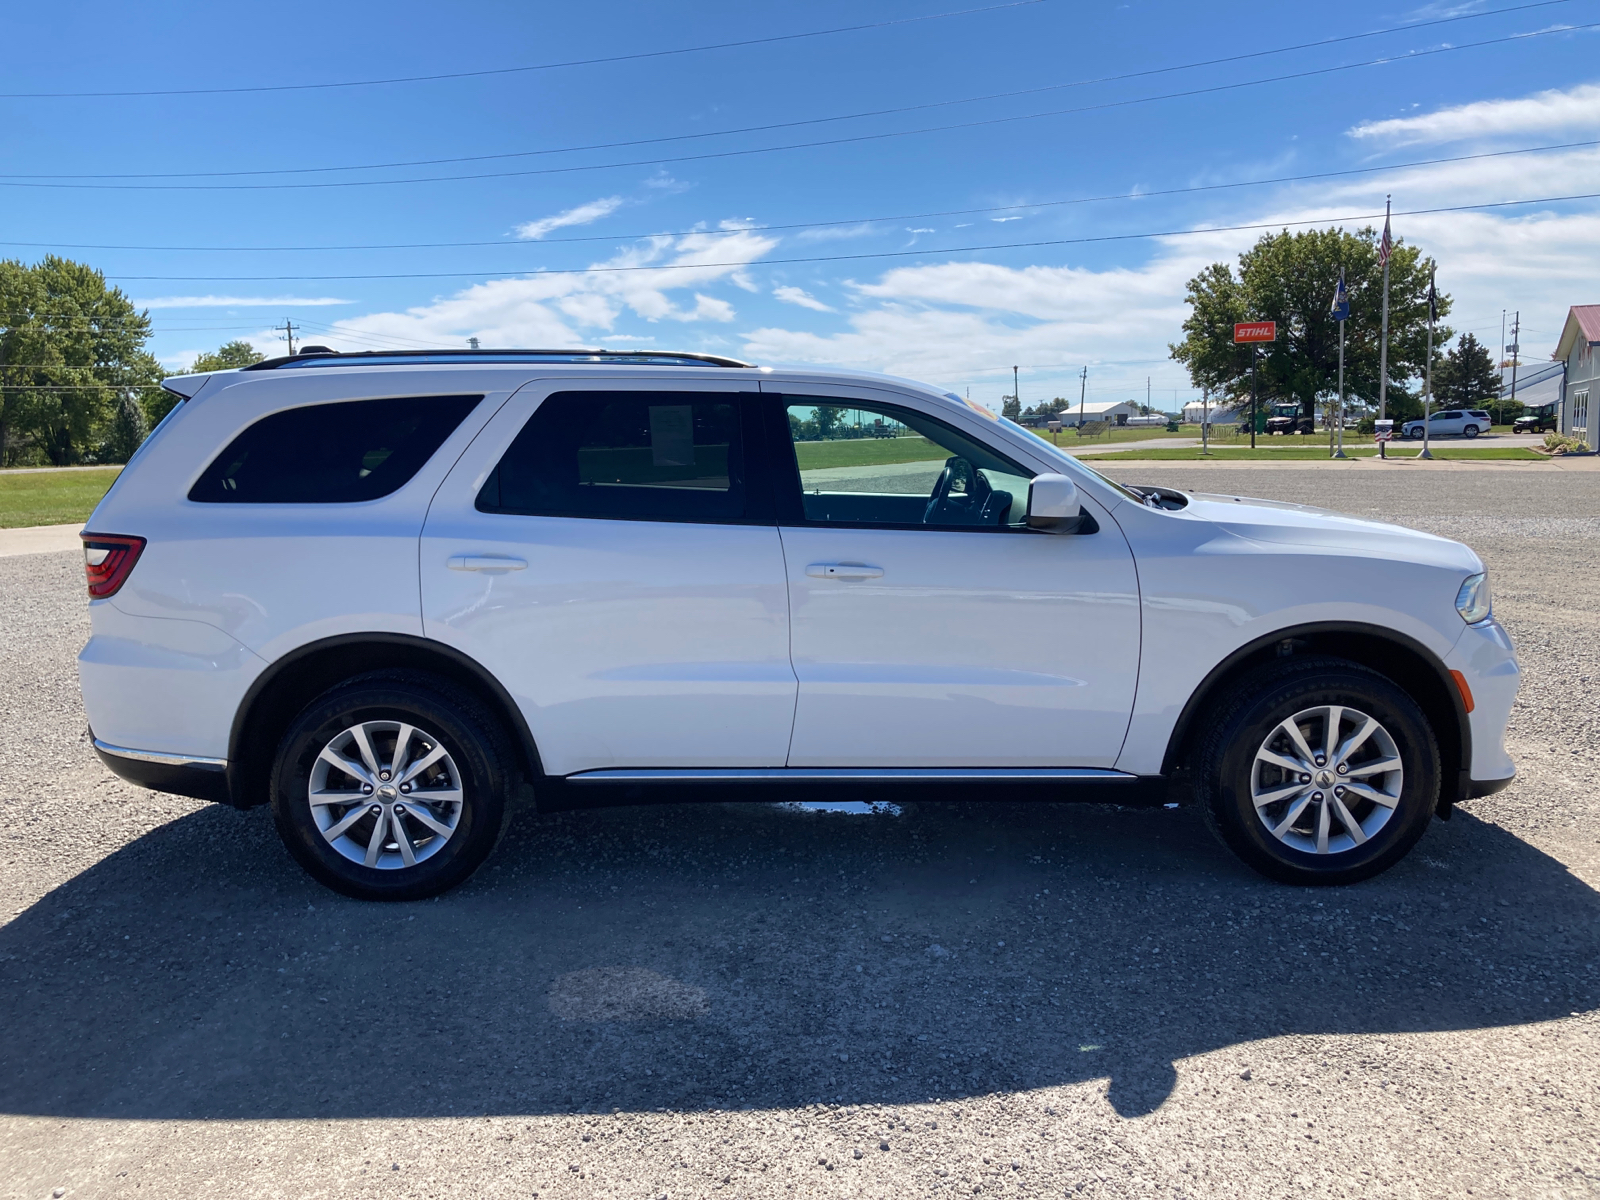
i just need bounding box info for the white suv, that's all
[1402,409,1493,439]
[78,349,1518,899]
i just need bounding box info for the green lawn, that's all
[0,467,121,528]
[792,436,946,470]
[1030,425,1195,446]
[1074,445,1545,462]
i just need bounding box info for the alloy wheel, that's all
[1249,704,1404,855]
[307,720,464,869]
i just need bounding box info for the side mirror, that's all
[1026,473,1085,533]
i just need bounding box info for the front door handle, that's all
[447,554,528,573]
[805,562,884,580]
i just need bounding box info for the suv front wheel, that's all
[270,672,512,900]
[1194,658,1439,885]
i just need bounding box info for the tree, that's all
[1432,332,1499,408]
[144,339,269,427]
[1169,227,1450,426]
[1001,394,1021,421]
[190,339,265,373]
[0,256,163,466]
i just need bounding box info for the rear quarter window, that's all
[189,395,481,503]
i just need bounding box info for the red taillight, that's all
[82,533,146,598]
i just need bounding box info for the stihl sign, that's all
[1233,321,1277,344]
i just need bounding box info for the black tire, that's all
[1193,657,1439,885]
[270,672,513,901]
[1463,424,1479,439]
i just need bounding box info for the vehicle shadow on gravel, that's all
[2,796,1595,1122]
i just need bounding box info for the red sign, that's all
[1233,321,1277,344]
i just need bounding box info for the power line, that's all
[4,138,1594,254]
[2,0,1574,182]
[2,22,1590,193]
[90,191,1600,282]
[0,1,1051,99]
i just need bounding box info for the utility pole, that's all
[1201,386,1209,456]
[1013,365,1020,417]
[276,319,297,356]
[1078,365,1087,430]
[1508,311,1521,419]
[468,337,480,350]
[1499,310,1508,423]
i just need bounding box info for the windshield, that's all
[1000,415,1145,503]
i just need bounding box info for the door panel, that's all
[766,389,1141,768]
[780,525,1140,766]
[420,383,796,776]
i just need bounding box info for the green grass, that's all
[793,436,946,470]
[0,467,121,528]
[1074,445,1546,462]
[1030,425,1196,446]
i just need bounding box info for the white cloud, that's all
[1348,82,1600,145]
[295,228,777,352]
[136,295,351,308]
[741,113,1600,399]
[773,285,835,312]
[513,196,625,240]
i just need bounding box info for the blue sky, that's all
[3,0,1597,410]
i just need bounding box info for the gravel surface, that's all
[2,467,1597,1199]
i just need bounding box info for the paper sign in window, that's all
[649,405,695,467]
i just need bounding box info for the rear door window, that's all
[189,395,482,503]
[476,391,758,523]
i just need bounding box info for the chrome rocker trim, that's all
[565,767,1138,785]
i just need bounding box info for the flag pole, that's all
[1332,266,1348,459]
[1419,263,1436,460]
[1378,195,1392,423]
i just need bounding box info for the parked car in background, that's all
[1403,409,1492,439]
[78,348,1518,899]
[1513,402,1558,435]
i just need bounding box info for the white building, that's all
[1056,399,1142,427]
[1553,305,1599,451]
[1182,400,1242,425]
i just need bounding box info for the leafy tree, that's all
[1431,332,1499,408]
[190,339,265,373]
[1001,394,1021,421]
[1170,227,1449,425]
[0,256,162,465]
[143,338,269,427]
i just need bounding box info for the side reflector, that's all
[82,533,146,598]
[1449,669,1475,714]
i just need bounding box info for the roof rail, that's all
[241,348,756,371]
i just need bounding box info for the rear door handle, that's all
[447,555,527,573]
[805,562,884,580]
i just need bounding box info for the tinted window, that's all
[477,391,746,522]
[780,397,1032,528]
[190,395,481,504]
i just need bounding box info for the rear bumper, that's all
[92,737,231,804]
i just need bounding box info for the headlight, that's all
[1455,572,1491,624]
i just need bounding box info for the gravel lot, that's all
[2,464,1597,1200]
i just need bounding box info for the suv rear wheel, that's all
[1194,658,1439,885]
[270,672,512,900]
[1463,424,1480,438]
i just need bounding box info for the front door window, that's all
[782,400,1033,529]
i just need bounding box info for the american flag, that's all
[1378,212,1394,269]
